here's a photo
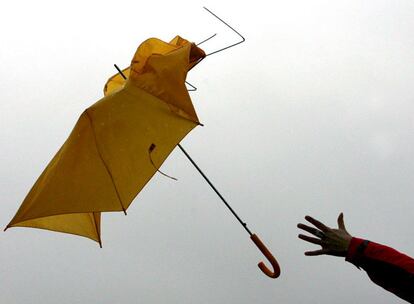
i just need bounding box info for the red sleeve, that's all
[346,237,414,303]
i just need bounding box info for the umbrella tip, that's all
[3,225,9,232]
[123,209,127,216]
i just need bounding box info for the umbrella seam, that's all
[84,110,126,214]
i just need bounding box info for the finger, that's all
[305,249,330,256]
[297,223,321,235]
[305,216,330,232]
[298,234,322,245]
[337,212,346,230]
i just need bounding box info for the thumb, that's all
[337,212,346,231]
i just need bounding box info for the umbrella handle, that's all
[250,234,281,279]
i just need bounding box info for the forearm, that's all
[346,237,414,303]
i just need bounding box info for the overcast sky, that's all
[1,0,414,303]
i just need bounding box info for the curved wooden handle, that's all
[250,234,281,279]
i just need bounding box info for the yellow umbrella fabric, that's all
[6,36,206,246]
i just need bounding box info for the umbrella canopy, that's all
[5,36,206,246]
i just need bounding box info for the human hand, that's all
[297,213,352,257]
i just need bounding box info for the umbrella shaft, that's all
[113,64,251,235]
[177,144,252,236]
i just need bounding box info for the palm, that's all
[297,213,352,257]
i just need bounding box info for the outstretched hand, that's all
[297,213,352,257]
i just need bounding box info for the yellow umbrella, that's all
[6,8,280,278]
[5,36,205,245]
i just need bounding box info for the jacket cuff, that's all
[346,237,369,268]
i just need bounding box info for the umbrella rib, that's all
[185,80,197,91]
[92,212,102,248]
[85,110,127,215]
[197,33,217,46]
[203,7,245,57]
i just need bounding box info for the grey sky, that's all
[1,0,413,303]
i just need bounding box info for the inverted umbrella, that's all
[5,10,280,279]
[6,36,204,242]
